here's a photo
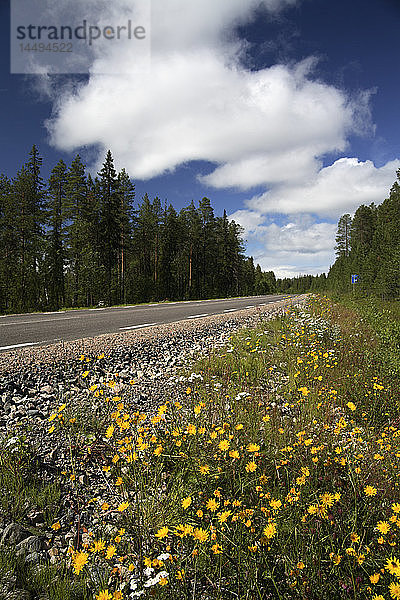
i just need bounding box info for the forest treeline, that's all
[259,168,400,299]
[327,168,400,298]
[4,146,394,314]
[0,146,283,314]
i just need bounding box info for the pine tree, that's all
[98,150,121,305]
[372,172,400,298]
[335,214,352,258]
[46,159,67,309]
[198,197,216,297]
[0,175,12,311]
[178,201,202,298]
[159,204,180,300]
[117,168,135,304]
[65,155,88,306]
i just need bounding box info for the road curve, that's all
[0,295,292,352]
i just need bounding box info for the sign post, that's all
[351,274,359,294]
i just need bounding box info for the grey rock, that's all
[40,385,53,394]
[0,523,31,546]
[16,535,46,553]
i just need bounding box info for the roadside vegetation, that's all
[0,294,400,599]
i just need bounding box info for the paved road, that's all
[0,295,292,352]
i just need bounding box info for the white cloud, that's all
[246,157,400,218]
[199,149,322,189]
[230,212,337,277]
[45,0,371,184]
[38,0,400,278]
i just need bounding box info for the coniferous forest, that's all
[0,146,278,314]
[327,168,400,298]
[2,147,398,314]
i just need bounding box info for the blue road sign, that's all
[351,274,359,284]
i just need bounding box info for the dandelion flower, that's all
[95,591,113,600]
[370,573,380,583]
[105,425,114,439]
[105,545,116,560]
[217,511,231,524]
[181,496,192,509]
[199,464,210,474]
[193,528,209,542]
[72,551,88,574]
[320,492,335,508]
[117,501,129,512]
[51,521,61,530]
[91,539,106,553]
[385,556,400,577]
[247,443,260,453]
[155,526,169,539]
[206,498,219,512]
[329,552,342,566]
[263,522,277,539]
[377,521,391,535]
[389,581,400,599]
[245,461,257,473]
[364,485,377,497]
[218,439,230,452]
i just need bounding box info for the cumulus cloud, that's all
[233,217,337,277]
[44,0,373,183]
[39,0,400,277]
[230,211,336,253]
[246,157,400,218]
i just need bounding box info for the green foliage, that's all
[0,147,278,313]
[0,547,91,600]
[0,434,62,526]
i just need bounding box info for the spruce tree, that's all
[98,150,121,305]
[46,159,67,309]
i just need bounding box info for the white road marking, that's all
[0,342,40,351]
[245,305,254,308]
[187,313,209,319]
[223,308,237,312]
[0,316,79,326]
[119,323,157,330]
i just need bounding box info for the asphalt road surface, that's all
[0,295,292,352]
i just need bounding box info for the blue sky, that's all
[2,0,400,278]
